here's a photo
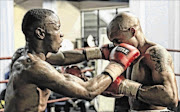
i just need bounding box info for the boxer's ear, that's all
[35,27,45,40]
[129,27,135,36]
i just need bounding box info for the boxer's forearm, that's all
[137,84,178,108]
[46,50,86,66]
[81,74,113,99]
[57,62,125,99]
[46,47,103,66]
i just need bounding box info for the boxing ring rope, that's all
[0,80,72,103]
[0,79,72,112]
[0,80,8,84]
[0,48,180,60]
[0,48,179,75]
[166,49,180,53]
[0,48,179,112]
[0,57,11,60]
[47,97,71,103]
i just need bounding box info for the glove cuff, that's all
[104,61,124,81]
[118,79,141,98]
[83,47,102,60]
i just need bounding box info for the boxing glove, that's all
[105,75,142,98]
[82,43,115,60]
[65,66,81,78]
[82,47,102,60]
[106,75,125,93]
[110,43,140,69]
[103,43,140,82]
[65,66,88,81]
[100,43,115,60]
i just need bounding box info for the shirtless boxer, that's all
[104,12,178,111]
[4,9,140,112]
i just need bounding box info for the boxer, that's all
[4,9,140,112]
[104,12,178,111]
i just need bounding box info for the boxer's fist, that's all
[100,43,115,60]
[105,75,142,98]
[65,66,81,77]
[106,75,125,94]
[65,66,88,81]
[82,43,115,60]
[110,43,140,69]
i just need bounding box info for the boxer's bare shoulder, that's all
[5,54,40,112]
[12,55,33,73]
[144,45,173,73]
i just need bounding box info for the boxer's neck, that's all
[25,42,47,59]
[136,32,150,54]
[136,34,156,56]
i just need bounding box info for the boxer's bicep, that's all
[138,47,178,107]
[149,51,178,107]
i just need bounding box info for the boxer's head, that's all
[22,9,63,53]
[65,66,82,78]
[107,12,142,47]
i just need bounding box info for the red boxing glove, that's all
[100,43,115,60]
[65,66,88,81]
[65,66,82,78]
[110,43,140,69]
[105,75,142,98]
[106,75,125,94]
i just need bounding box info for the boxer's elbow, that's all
[86,93,97,100]
[86,90,100,99]
[165,96,178,108]
[171,97,178,108]
[84,88,102,100]
[163,89,178,108]
[168,94,178,108]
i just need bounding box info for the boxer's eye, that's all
[27,58,31,63]
[112,39,121,44]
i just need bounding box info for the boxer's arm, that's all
[46,44,115,66]
[46,50,86,66]
[26,54,124,100]
[137,46,178,108]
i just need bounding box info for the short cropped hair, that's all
[22,9,54,37]
[107,12,142,38]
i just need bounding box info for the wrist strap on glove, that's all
[101,71,113,83]
[104,61,124,81]
[83,47,102,60]
[118,79,141,98]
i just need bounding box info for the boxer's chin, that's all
[51,49,59,53]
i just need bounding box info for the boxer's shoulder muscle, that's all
[11,54,36,79]
[144,45,172,70]
[143,45,174,82]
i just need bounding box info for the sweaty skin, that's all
[128,44,178,110]
[5,9,124,112]
[5,51,114,112]
[107,12,178,110]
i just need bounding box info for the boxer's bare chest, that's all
[5,53,51,112]
[128,56,154,85]
[127,56,155,109]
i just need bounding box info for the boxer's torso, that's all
[5,51,51,112]
[128,45,173,110]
